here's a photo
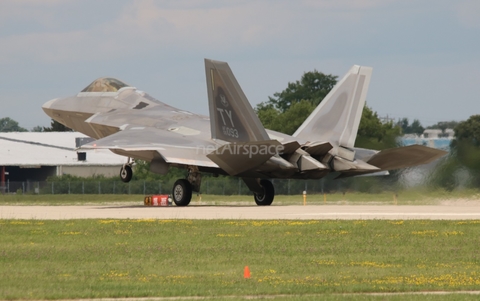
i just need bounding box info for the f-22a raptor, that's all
[42,59,446,206]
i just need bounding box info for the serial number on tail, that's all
[222,126,239,138]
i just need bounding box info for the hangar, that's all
[0,132,126,193]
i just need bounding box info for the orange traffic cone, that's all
[244,266,251,279]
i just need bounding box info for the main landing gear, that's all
[117,161,199,206]
[172,179,193,206]
[118,160,276,207]
[171,177,275,206]
[242,178,275,206]
[171,166,201,206]
[120,158,133,183]
[253,179,275,206]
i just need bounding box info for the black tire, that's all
[120,165,133,183]
[254,179,275,206]
[172,179,192,206]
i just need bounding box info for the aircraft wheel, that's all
[172,179,192,206]
[120,165,133,183]
[254,179,275,206]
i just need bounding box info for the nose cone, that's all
[42,98,59,110]
[42,98,60,118]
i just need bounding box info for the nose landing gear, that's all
[120,158,133,183]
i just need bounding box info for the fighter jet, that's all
[42,59,446,206]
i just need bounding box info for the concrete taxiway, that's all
[1,205,480,220]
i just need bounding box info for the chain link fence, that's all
[1,175,399,195]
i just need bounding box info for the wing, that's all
[79,128,220,169]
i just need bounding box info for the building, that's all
[423,129,443,139]
[0,132,126,191]
[400,128,454,150]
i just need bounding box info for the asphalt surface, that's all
[1,204,480,220]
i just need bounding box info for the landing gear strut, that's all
[120,158,133,183]
[171,166,201,206]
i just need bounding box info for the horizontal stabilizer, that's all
[367,145,447,171]
[206,140,281,175]
[335,170,389,179]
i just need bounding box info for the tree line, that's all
[0,117,71,132]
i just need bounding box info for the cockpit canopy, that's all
[81,77,130,92]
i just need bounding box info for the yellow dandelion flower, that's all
[388,221,404,225]
[216,233,242,237]
[10,221,31,225]
[442,231,464,236]
[99,220,118,224]
[411,230,438,236]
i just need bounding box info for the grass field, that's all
[1,188,480,206]
[1,219,480,300]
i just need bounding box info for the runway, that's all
[1,204,480,220]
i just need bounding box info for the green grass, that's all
[0,193,142,205]
[193,295,480,301]
[1,188,480,206]
[1,219,480,299]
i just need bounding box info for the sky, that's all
[1,0,479,130]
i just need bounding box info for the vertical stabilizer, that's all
[293,65,372,148]
[205,59,269,143]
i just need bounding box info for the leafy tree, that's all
[256,100,315,135]
[0,117,27,132]
[265,70,337,113]
[43,119,73,132]
[427,120,459,132]
[451,115,480,170]
[32,126,44,132]
[451,116,480,146]
[355,106,400,149]
[430,115,480,190]
[397,118,409,133]
[256,70,334,136]
[424,120,458,138]
[396,118,424,135]
[410,119,425,135]
[256,69,400,149]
